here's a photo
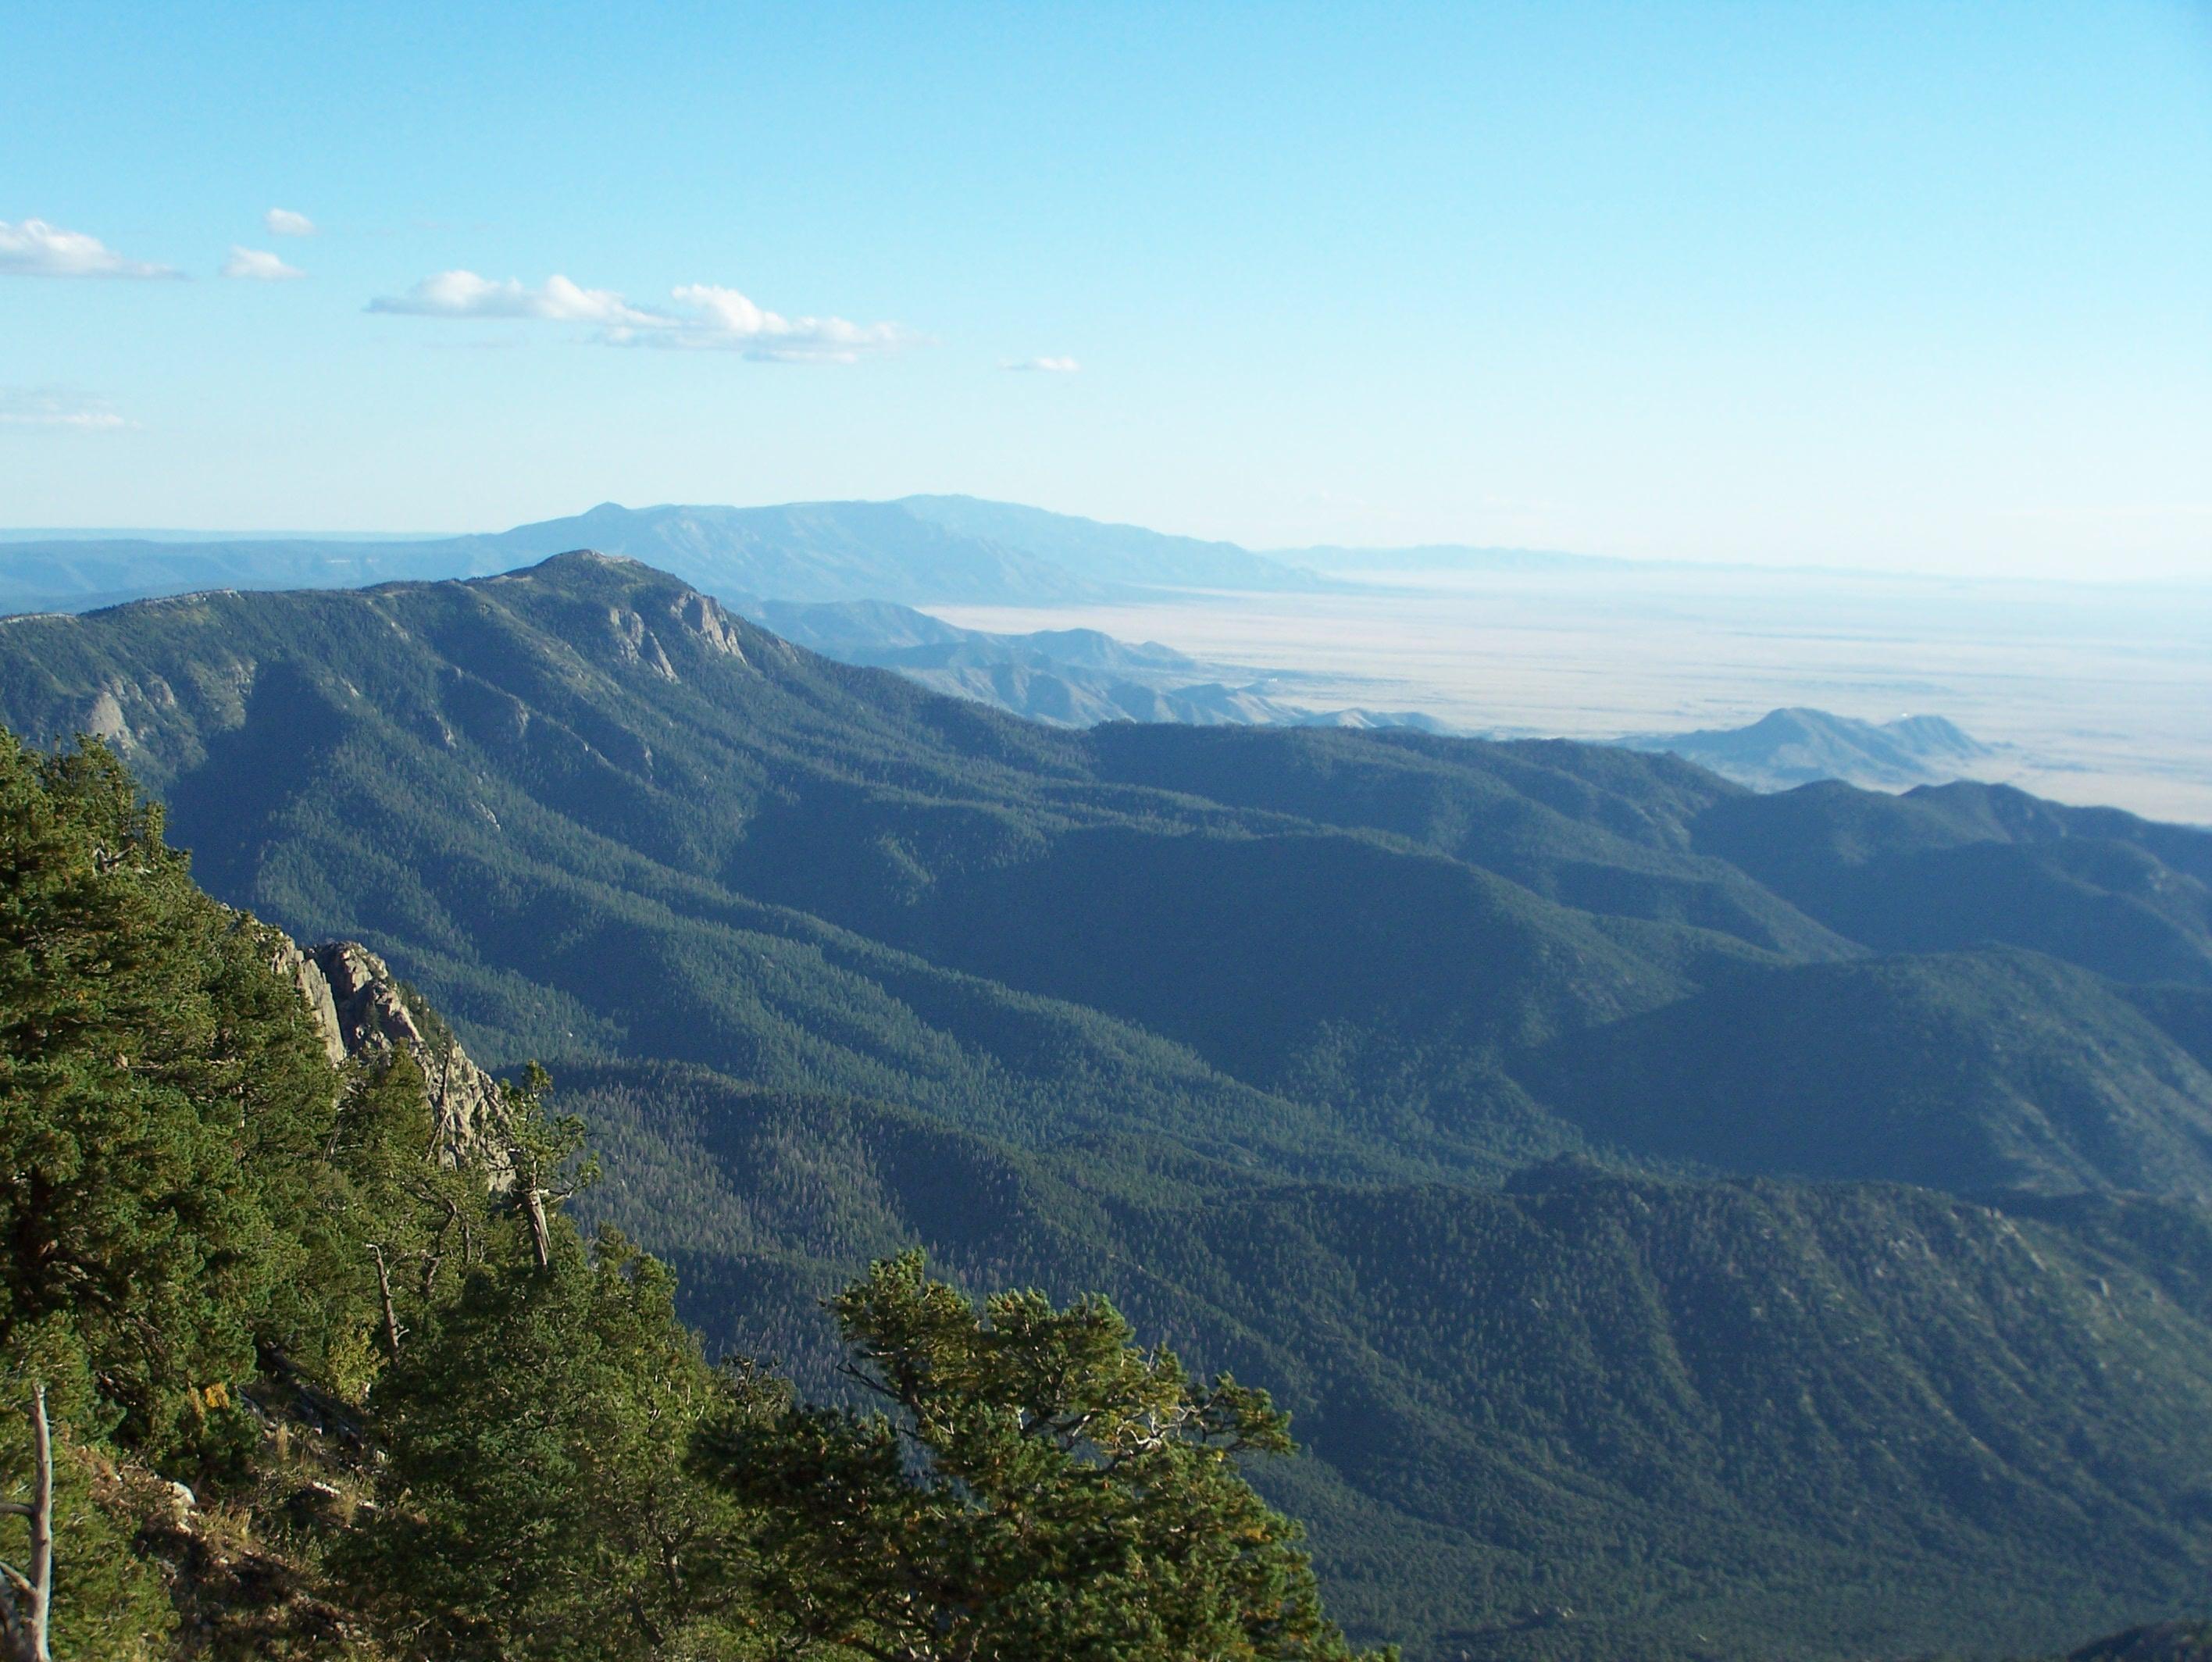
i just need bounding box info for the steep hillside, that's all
[565,1060,2212,1662]
[0,551,2206,1200]
[1522,947,2212,1197]
[1693,779,2212,984]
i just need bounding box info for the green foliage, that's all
[264,1046,493,1398]
[496,1061,600,1269]
[566,1062,2212,1662]
[704,1251,1390,1662]
[0,731,340,1452]
[346,1225,761,1661]
[1,1347,174,1660]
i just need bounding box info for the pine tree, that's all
[700,1250,1393,1662]
[0,733,338,1453]
[349,1218,764,1660]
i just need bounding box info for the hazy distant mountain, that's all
[0,526,451,544]
[476,500,1111,605]
[0,536,520,615]
[0,503,1109,612]
[1623,705,2002,791]
[0,496,1342,615]
[734,595,1451,731]
[737,596,1199,673]
[897,494,1333,590]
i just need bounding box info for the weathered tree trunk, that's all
[0,1382,55,1662]
[368,1243,404,1357]
[523,1186,554,1270]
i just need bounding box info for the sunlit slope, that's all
[1,550,2207,1195]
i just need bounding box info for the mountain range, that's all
[0,495,1338,614]
[0,496,1621,615]
[1,551,2208,1659]
[0,499,2030,797]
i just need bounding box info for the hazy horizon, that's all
[7,3,2210,580]
[5,494,2211,594]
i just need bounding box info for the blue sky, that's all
[3,1,2208,577]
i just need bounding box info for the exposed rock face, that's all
[271,936,505,1164]
[606,606,678,679]
[275,940,348,1068]
[671,589,750,664]
[599,582,754,678]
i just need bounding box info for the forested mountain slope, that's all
[2,551,2203,1195]
[563,1059,2212,1662]
[1693,779,2212,984]
[9,559,2203,1195]
[5,551,2212,1657]
[0,732,1377,1661]
[1523,948,2212,1193]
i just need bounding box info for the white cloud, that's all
[636,284,911,362]
[0,219,179,279]
[222,245,305,281]
[265,208,316,237]
[368,270,911,362]
[0,388,132,431]
[367,269,665,327]
[1001,355,1081,373]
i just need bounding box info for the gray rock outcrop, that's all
[271,936,506,1164]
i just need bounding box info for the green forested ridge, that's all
[1523,948,2212,1193]
[562,1059,2212,1660]
[0,734,1379,1660]
[2,554,2211,1657]
[2,552,2204,1194]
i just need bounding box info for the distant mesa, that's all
[1620,705,2003,792]
[0,495,1350,616]
[0,495,1622,619]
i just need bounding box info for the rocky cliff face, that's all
[272,936,505,1164]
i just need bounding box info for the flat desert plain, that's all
[932,564,2212,825]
